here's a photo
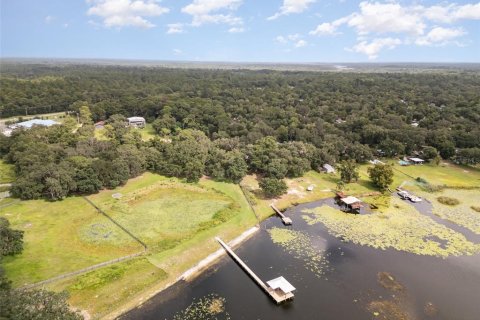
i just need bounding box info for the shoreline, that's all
[108,225,260,319]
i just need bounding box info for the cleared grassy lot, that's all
[0,197,141,287]
[94,123,157,141]
[1,172,257,318]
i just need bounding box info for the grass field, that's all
[0,197,142,287]
[0,160,15,184]
[94,124,157,142]
[0,111,69,127]
[1,172,257,318]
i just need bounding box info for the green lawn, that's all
[0,111,67,125]
[94,123,157,142]
[138,123,156,141]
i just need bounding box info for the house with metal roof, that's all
[11,119,58,129]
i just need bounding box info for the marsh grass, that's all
[437,196,460,206]
[419,189,480,234]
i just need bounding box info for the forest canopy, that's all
[1,64,479,200]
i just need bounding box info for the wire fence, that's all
[82,196,148,250]
[20,252,144,290]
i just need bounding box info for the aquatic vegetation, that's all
[302,198,480,257]
[268,228,333,277]
[172,294,230,320]
[436,196,460,206]
[367,300,410,320]
[377,272,404,292]
[424,302,438,317]
[421,189,480,234]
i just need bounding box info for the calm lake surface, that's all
[122,199,480,320]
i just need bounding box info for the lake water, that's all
[122,199,480,320]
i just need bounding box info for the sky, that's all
[1,0,480,62]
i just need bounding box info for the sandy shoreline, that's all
[107,226,260,319]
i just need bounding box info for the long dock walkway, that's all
[270,204,292,225]
[216,237,294,304]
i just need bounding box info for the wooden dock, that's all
[270,204,292,225]
[216,237,294,304]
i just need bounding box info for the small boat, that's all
[397,190,410,200]
[409,195,422,203]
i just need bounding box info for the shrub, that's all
[437,196,460,206]
[471,206,480,213]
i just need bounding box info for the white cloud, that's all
[423,2,480,23]
[295,39,307,47]
[87,0,169,28]
[167,23,184,34]
[346,2,426,36]
[275,35,287,44]
[268,0,316,20]
[275,34,307,48]
[173,48,183,55]
[310,1,480,58]
[309,17,348,35]
[350,37,402,60]
[45,15,54,23]
[182,0,243,26]
[228,27,244,33]
[415,26,466,46]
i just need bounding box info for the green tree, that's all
[422,146,439,161]
[259,177,287,198]
[337,160,359,183]
[0,217,24,256]
[368,164,394,191]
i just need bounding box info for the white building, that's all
[127,117,146,128]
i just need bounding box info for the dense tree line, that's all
[1,65,479,200]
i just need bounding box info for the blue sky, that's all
[1,0,480,62]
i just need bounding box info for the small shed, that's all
[322,164,335,174]
[267,276,296,298]
[408,157,424,165]
[94,121,105,129]
[339,196,362,213]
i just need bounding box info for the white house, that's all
[127,117,146,128]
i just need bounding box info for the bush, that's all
[437,196,460,206]
[471,206,480,213]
